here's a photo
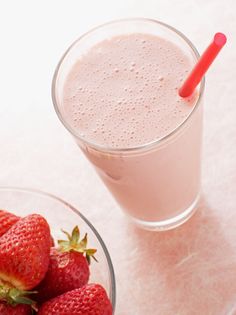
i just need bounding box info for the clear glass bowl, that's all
[0,187,116,313]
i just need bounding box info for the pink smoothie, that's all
[63,33,202,225]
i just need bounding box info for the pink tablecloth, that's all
[0,1,235,314]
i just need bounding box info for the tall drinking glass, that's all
[52,18,204,231]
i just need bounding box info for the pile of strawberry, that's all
[0,209,113,314]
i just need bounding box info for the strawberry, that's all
[38,284,112,315]
[0,210,54,246]
[0,214,51,290]
[36,226,97,302]
[0,303,31,315]
[0,210,20,237]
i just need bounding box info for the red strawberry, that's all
[0,210,54,246]
[38,284,112,315]
[0,214,51,290]
[0,303,31,315]
[0,210,20,237]
[36,226,97,302]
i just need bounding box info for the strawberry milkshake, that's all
[53,19,204,230]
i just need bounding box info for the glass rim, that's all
[0,186,116,312]
[52,17,205,154]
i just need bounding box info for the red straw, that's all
[179,33,227,98]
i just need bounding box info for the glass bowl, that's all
[0,187,116,313]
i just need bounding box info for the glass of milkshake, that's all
[52,18,205,231]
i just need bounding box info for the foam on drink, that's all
[63,33,198,149]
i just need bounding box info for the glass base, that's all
[129,194,200,231]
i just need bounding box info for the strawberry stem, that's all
[58,226,97,264]
[0,285,38,311]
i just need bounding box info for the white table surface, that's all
[0,1,236,314]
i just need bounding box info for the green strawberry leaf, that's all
[79,233,88,249]
[61,229,72,242]
[71,226,80,245]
